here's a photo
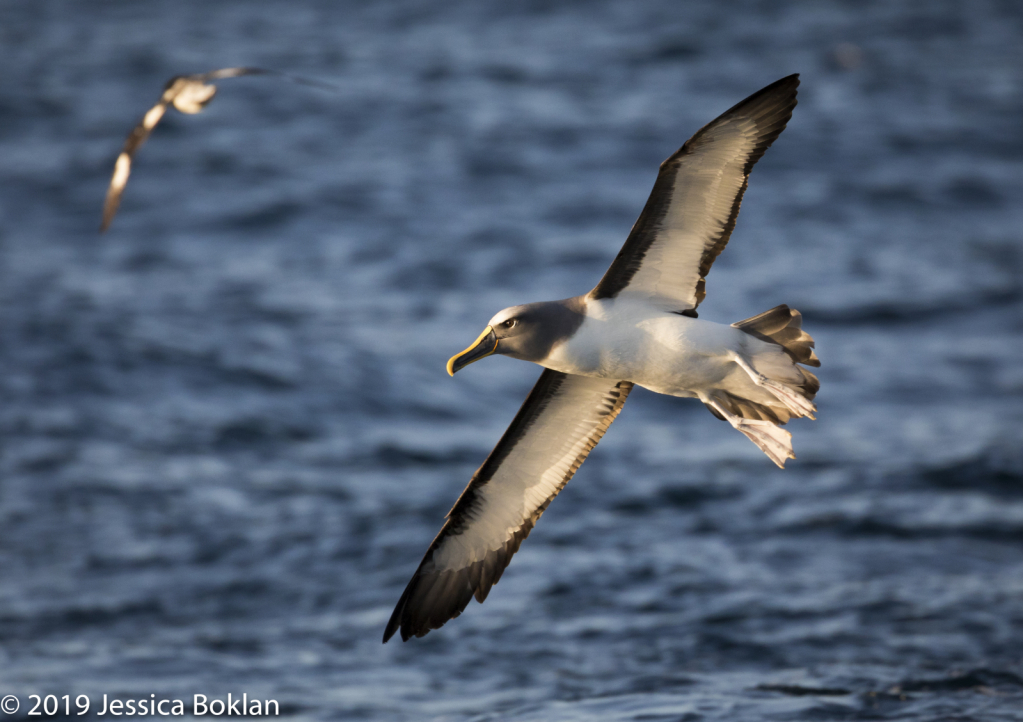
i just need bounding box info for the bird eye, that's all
[502,319,516,329]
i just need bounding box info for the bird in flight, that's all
[384,75,819,643]
[100,67,334,232]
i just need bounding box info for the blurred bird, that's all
[384,74,820,643]
[100,67,335,231]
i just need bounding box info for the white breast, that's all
[542,298,746,396]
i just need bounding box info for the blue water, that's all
[1,1,1023,719]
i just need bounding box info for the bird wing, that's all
[201,66,338,92]
[384,370,632,642]
[100,100,169,231]
[589,74,799,313]
[198,67,270,82]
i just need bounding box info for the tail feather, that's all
[701,305,820,465]
[733,304,820,368]
[705,389,789,424]
[703,304,821,431]
[798,366,820,398]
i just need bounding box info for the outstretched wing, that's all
[201,67,339,92]
[384,371,632,642]
[589,74,799,313]
[100,99,170,231]
[199,67,270,82]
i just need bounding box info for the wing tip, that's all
[704,75,801,128]
[382,574,417,643]
[761,73,800,96]
[382,560,492,643]
[100,190,120,233]
[382,533,528,643]
[382,612,401,644]
[744,73,801,115]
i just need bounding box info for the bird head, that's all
[446,300,585,375]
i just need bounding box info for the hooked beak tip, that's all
[446,326,498,376]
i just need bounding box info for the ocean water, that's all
[1,1,1022,719]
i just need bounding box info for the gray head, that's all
[446,297,586,375]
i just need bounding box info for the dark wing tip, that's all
[696,73,800,152]
[743,74,800,107]
[656,74,799,167]
[382,529,529,643]
[734,73,799,135]
[382,584,410,643]
[768,73,800,89]
[381,567,474,644]
[688,73,799,142]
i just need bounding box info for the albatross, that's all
[384,74,819,643]
[100,67,335,232]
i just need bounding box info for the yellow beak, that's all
[447,326,499,376]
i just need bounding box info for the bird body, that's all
[540,296,744,391]
[164,75,220,114]
[551,297,812,414]
[484,293,816,469]
[386,74,818,642]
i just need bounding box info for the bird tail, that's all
[701,304,820,428]
[732,304,819,370]
[698,305,820,466]
[732,302,818,368]
[732,304,820,406]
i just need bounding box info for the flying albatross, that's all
[383,74,819,643]
[100,67,335,232]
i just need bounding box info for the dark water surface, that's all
[2,1,1023,719]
